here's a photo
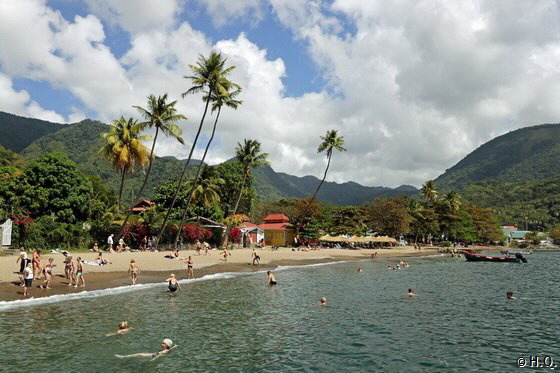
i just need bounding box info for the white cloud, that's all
[197,0,264,27]
[84,0,180,33]
[0,73,65,122]
[1,0,560,189]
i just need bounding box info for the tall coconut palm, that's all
[99,117,151,208]
[222,139,269,247]
[157,51,237,245]
[174,82,242,243]
[420,180,439,205]
[118,94,185,235]
[190,177,223,208]
[310,130,346,204]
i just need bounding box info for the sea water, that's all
[0,252,558,372]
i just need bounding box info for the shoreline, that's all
[0,246,439,302]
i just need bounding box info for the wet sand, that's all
[0,246,438,302]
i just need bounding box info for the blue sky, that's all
[1,0,560,187]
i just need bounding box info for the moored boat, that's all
[463,251,527,263]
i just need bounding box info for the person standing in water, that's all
[129,259,140,285]
[185,256,194,279]
[75,257,85,287]
[22,262,33,297]
[266,271,277,285]
[166,274,181,292]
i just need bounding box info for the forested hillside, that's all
[0,111,64,152]
[435,123,560,190]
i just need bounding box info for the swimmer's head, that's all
[267,271,271,275]
[118,321,128,329]
[320,297,327,305]
[162,338,173,349]
[170,273,175,278]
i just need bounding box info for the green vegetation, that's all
[436,123,560,190]
[0,111,63,152]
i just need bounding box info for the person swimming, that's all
[506,291,516,300]
[357,267,363,272]
[320,297,327,305]
[106,321,131,336]
[115,338,175,361]
[407,288,416,297]
[166,274,180,292]
[266,271,277,285]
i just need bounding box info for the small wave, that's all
[0,271,250,312]
[0,260,356,311]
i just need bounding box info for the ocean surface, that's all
[0,251,558,372]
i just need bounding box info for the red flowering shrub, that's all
[181,224,211,243]
[228,227,242,243]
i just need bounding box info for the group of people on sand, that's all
[16,248,87,297]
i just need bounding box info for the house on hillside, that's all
[130,199,155,213]
[259,214,295,247]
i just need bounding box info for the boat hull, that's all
[463,251,523,263]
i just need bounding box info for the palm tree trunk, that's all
[222,171,248,248]
[310,154,331,204]
[118,169,126,210]
[118,127,159,238]
[156,91,213,247]
[174,107,222,246]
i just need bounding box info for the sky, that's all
[1,0,560,188]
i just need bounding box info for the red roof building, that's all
[258,213,294,246]
[130,199,155,213]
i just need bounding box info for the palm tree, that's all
[420,180,439,205]
[99,117,150,208]
[221,139,269,247]
[157,51,237,245]
[310,130,346,203]
[117,94,185,235]
[232,139,269,215]
[133,94,186,199]
[190,177,223,208]
[173,81,242,244]
[442,191,461,213]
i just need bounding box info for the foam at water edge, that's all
[0,259,377,311]
[0,271,250,312]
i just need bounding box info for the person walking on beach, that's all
[252,249,260,266]
[67,256,76,286]
[63,252,72,279]
[32,249,42,280]
[166,274,181,292]
[129,259,140,285]
[75,257,85,287]
[203,241,210,255]
[108,233,114,252]
[185,256,194,279]
[223,248,230,261]
[40,258,55,289]
[266,271,277,285]
[195,240,202,255]
[22,262,33,297]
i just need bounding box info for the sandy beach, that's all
[0,246,438,302]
